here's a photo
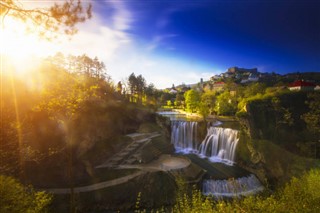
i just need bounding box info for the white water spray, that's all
[171,122,239,165]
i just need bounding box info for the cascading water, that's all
[202,174,264,198]
[171,121,239,165]
[171,121,198,152]
[170,119,264,197]
[199,127,239,165]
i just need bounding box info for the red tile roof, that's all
[214,81,225,85]
[288,80,316,87]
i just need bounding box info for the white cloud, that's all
[50,2,132,61]
[109,0,133,31]
[146,34,178,51]
[25,1,218,89]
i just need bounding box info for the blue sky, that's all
[26,0,320,88]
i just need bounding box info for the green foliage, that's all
[198,102,210,120]
[184,89,200,113]
[201,91,216,114]
[175,93,185,108]
[1,0,92,39]
[215,91,237,115]
[243,82,267,98]
[128,73,147,104]
[302,92,320,135]
[0,175,52,213]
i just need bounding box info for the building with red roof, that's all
[212,81,226,92]
[288,80,316,91]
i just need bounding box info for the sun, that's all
[0,17,58,76]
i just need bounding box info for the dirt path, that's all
[43,154,190,194]
[42,132,167,194]
[43,170,146,194]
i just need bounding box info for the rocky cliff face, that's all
[236,92,319,187]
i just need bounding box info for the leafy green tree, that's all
[201,91,216,115]
[184,89,200,113]
[160,92,171,106]
[136,74,146,104]
[145,83,157,107]
[128,73,138,102]
[243,82,267,98]
[175,93,184,108]
[302,92,320,158]
[215,91,237,115]
[302,92,320,135]
[34,62,100,213]
[198,102,210,120]
[1,0,92,39]
[47,53,107,79]
[0,175,52,213]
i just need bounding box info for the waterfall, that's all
[202,174,264,198]
[199,127,239,165]
[171,121,239,165]
[171,121,198,152]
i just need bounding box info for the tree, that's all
[0,175,52,213]
[116,81,123,95]
[201,91,216,115]
[136,74,146,104]
[128,73,137,102]
[34,62,99,213]
[47,54,107,80]
[215,91,237,115]
[175,93,184,108]
[302,92,320,158]
[184,89,200,113]
[243,82,267,98]
[127,73,146,104]
[160,92,171,106]
[1,0,92,39]
[302,92,320,135]
[145,83,157,106]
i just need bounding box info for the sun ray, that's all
[8,68,24,178]
[0,17,58,77]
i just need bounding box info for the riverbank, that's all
[163,108,237,122]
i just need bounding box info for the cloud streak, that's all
[35,1,217,89]
[146,34,178,51]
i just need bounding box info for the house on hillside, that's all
[248,73,259,82]
[169,88,178,94]
[212,81,225,92]
[288,80,316,91]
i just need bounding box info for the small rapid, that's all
[202,174,264,198]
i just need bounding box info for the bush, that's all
[0,175,52,213]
